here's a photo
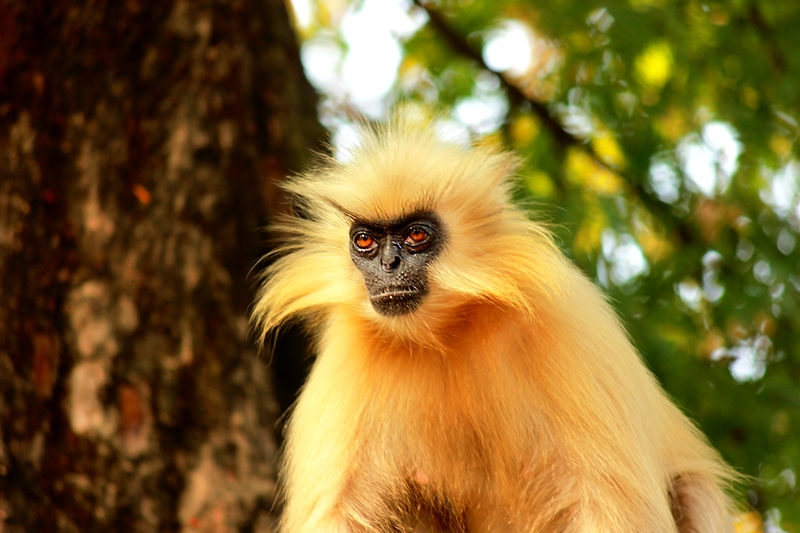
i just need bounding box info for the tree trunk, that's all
[0,0,323,530]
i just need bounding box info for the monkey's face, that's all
[349,212,444,317]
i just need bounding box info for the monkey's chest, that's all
[363,377,519,496]
[356,404,519,532]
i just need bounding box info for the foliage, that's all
[290,0,800,527]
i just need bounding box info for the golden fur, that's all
[253,116,737,532]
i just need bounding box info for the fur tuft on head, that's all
[252,113,567,346]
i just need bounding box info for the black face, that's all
[349,212,444,316]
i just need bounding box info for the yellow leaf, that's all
[509,115,540,147]
[733,511,763,533]
[740,86,760,109]
[568,31,593,53]
[655,106,690,143]
[399,57,421,77]
[770,135,793,159]
[573,201,607,254]
[635,41,674,90]
[634,223,673,262]
[628,0,665,11]
[524,170,555,198]
[565,148,624,195]
[591,131,627,169]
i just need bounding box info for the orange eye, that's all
[354,233,375,249]
[404,227,429,245]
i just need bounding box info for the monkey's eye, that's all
[353,232,377,251]
[404,226,432,247]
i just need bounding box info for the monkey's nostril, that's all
[381,255,401,272]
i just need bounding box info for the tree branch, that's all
[413,0,695,243]
[746,2,785,74]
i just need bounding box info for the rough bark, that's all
[0,0,324,530]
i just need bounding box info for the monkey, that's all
[252,114,739,532]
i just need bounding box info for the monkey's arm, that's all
[280,324,400,533]
[280,350,360,532]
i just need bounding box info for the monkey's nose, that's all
[381,254,401,272]
[380,244,401,272]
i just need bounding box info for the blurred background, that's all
[0,0,797,531]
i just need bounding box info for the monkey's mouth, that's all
[370,287,426,316]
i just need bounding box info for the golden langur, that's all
[253,116,738,532]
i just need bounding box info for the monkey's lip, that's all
[371,287,424,301]
[370,287,425,316]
